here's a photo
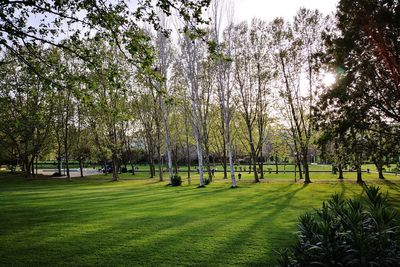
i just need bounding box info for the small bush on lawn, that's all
[277,185,400,267]
[171,175,182,186]
[204,178,211,185]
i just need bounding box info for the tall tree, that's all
[0,48,56,179]
[272,9,325,184]
[231,20,272,183]
[155,14,174,182]
[210,0,237,187]
[179,27,207,187]
[319,0,400,182]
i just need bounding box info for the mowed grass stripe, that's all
[0,177,399,266]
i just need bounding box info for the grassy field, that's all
[29,161,400,173]
[1,172,400,266]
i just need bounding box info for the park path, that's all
[37,168,100,178]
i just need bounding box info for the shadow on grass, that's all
[2,179,364,266]
[0,182,314,266]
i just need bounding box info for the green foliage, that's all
[318,0,400,174]
[171,174,182,186]
[278,185,400,266]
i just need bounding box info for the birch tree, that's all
[179,28,206,187]
[210,0,237,187]
[155,15,174,182]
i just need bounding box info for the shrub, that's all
[277,185,400,267]
[171,175,182,186]
[204,178,211,185]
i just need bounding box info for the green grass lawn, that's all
[1,173,399,266]
[32,162,400,173]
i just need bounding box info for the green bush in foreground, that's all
[278,186,400,267]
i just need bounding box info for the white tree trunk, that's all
[182,31,205,187]
[160,99,174,181]
[212,0,237,187]
[156,17,174,182]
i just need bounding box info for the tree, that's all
[1,0,211,71]
[272,9,325,184]
[327,0,400,125]
[319,0,400,183]
[0,47,57,179]
[209,0,237,187]
[134,92,157,178]
[179,26,207,187]
[154,14,174,182]
[267,124,291,174]
[231,20,272,183]
[83,38,133,181]
[365,121,399,180]
[316,97,368,184]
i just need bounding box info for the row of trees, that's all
[0,0,399,186]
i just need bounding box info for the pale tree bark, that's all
[184,96,192,184]
[211,0,237,187]
[63,89,71,181]
[199,61,214,182]
[155,16,174,182]
[180,28,206,187]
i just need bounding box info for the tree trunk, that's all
[111,155,118,181]
[203,144,213,182]
[149,158,155,178]
[156,117,163,182]
[64,93,71,181]
[355,151,363,184]
[303,151,311,183]
[375,163,385,180]
[157,147,163,182]
[31,156,35,175]
[338,163,344,179]
[303,161,311,183]
[297,161,303,180]
[251,151,259,183]
[258,160,264,179]
[79,159,84,178]
[194,133,205,187]
[356,165,363,184]
[35,157,38,175]
[275,155,279,174]
[161,98,173,182]
[222,158,227,179]
[225,117,236,188]
[25,158,32,180]
[186,129,191,184]
[221,119,228,180]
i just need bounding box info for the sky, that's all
[233,0,339,22]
